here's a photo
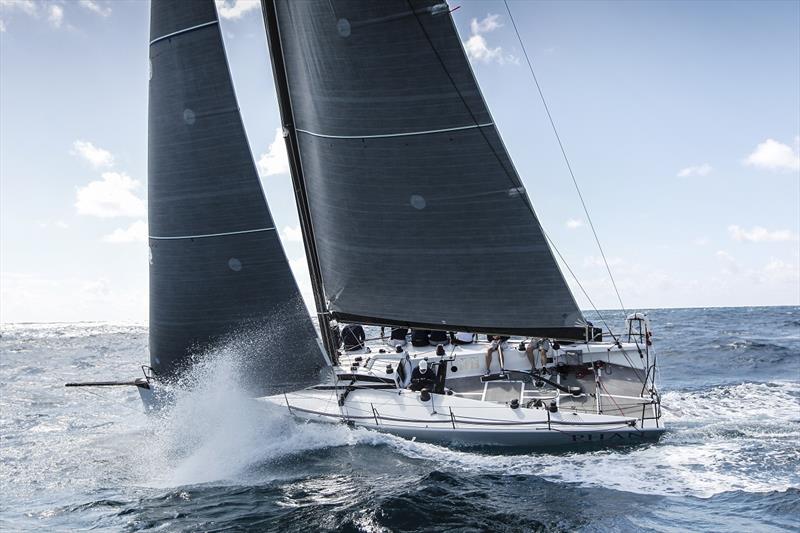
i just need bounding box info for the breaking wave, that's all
[130,346,381,488]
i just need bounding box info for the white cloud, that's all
[743,137,800,172]
[583,256,624,268]
[47,4,62,28]
[79,0,111,17]
[0,1,73,31]
[37,219,69,229]
[470,13,501,34]
[463,14,518,65]
[715,250,738,274]
[281,225,302,243]
[715,250,734,261]
[566,218,583,229]
[257,127,290,177]
[103,220,148,244]
[761,258,799,285]
[677,163,712,177]
[464,34,504,64]
[728,225,798,243]
[81,278,111,298]
[71,140,114,168]
[710,253,798,297]
[75,171,146,218]
[0,0,37,16]
[1,271,147,323]
[215,0,259,20]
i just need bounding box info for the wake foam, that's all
[373,381,800,498]
[661,381,800,423]
[130,348,374,488]
[376,428,797,498]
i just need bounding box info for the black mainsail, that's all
[148,0,325,394]
[262,0,585,341]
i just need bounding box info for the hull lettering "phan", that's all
[572,432,646,442]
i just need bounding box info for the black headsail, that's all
[262,0,586,340]
[148,0,326,394]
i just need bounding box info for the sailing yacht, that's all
[256,0,663,447]
[136,0,664,448]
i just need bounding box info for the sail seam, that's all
[296,122,493,140]
[149,227,275,240]
[149,20,218,46]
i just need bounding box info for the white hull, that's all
[261,386,663,449]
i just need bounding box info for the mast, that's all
[260,0,339,363]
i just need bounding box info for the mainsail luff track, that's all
[261,0,339,363]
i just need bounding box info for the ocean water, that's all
[1,306,798,532]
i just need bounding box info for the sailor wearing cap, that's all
[408,359,436,392]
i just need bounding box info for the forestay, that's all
[265,0,585,337]
[148,0,325,394]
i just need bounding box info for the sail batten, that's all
[296,122,494,140]
[150,20,219,45]
[149,227,276,240]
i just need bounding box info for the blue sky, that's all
[1,0,798,323]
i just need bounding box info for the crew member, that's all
[396,351,413,388]
[485,334,509,375]
[409,359,436,392]
[341,324,365,351]
[411,329,430,347]
[390,327,408,347]
[429,330,448,345]
[539,338,552,370]
[525,338,542,371]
